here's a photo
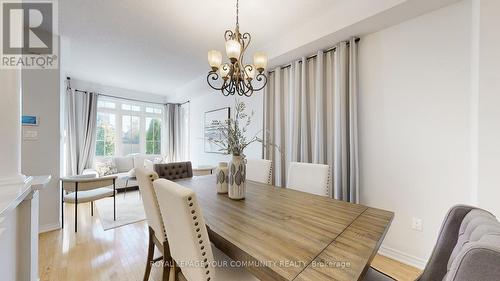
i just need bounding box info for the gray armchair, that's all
[364,205,500,281]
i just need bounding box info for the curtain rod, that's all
[268,37,360,74]
[66,77,190,106]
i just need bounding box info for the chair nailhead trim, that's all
[187,196,211,280]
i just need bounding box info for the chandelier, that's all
[206,0,268,97]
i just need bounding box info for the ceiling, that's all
[60,0,344,96]
[60,0,460,97]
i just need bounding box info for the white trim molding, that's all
[378,245,428,270]
[39,222,61,234]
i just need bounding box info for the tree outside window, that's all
[146,117,161,154]
[96,113,116,156]
[122,115,141,155]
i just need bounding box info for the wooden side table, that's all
[192,165,217,176]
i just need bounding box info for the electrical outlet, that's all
[412,217,423,232]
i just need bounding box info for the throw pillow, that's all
[95,160,118,176]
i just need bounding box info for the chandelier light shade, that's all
[253,52,268,72]
[225,40,241,61]
[207,0,268,97]
[208,50,222,70]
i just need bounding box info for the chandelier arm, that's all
[251,73,268,92]
[224,30,234,41]
[243,79,254,97]
[222,85,230,96]
[243,64,254,80]
[244,88,254,97]
[220,80,230,96]
[241,32,251,54]
[237,79,250,97]
[225,80,236,96]
[207,71,225,91]
[236,79,243,95]
[222,81,230,96]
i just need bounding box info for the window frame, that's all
[95,96,163,158]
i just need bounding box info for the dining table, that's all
[174,175,394,281]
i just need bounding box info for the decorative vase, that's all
[228,155,246,200]
[215,162,228,194]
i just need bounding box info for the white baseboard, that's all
[39,222,60,234]
[378,245,427,269]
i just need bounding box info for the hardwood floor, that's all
[371,255,422,281]
[39,203,421,281]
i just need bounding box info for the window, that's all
[121,103,140,112]
[96,112,116,156]
[146,117,161,154]
[96,97,163,156]
[146,107,162,114]
[97,100,116,109]
[122,115,140,155]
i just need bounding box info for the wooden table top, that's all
[175,175,394,281]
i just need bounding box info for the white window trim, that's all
[96,96,163,158]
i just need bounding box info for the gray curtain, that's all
[164,103,189,162]
[264,38,359,203]
[66,87,98,176]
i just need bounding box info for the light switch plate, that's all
[23,130,38,141]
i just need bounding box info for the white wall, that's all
[359,0,474,267]
[22,70,61,232]
[179,79,264,166]
[22,69,61,232]
[477,0,500,220]
[70,78,168,104]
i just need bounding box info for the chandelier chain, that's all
[236,0,239,28]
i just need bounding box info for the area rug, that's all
[95,190,146,230]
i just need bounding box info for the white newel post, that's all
[0,69,25,184]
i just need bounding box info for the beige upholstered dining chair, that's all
[287,162,330,196]
[246,158,272,184]
[60,174,117,232]
[153,178,259,281]
[136,168,170,281]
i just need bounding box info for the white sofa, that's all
[83,154,163,190]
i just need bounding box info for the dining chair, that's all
[364,205,500,281]
[136,168,170,281]
[246,158,272,184]
[287,162,330,196]
[60,174,117,232]
[153,178,259,281]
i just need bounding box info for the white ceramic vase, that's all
[215,162,228,194]
[228,155,246,200]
